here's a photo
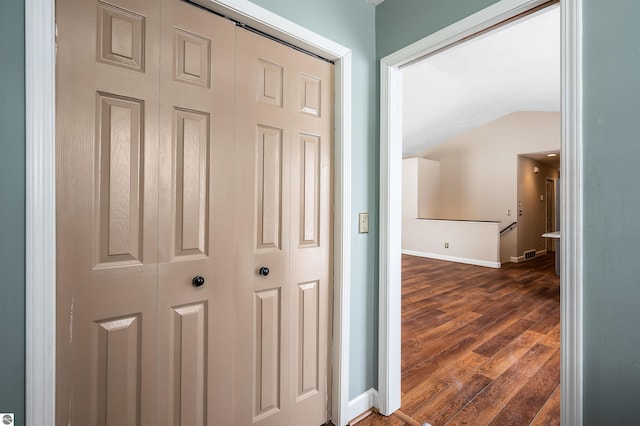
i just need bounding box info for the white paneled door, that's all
[56,0,332,424]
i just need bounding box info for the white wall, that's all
[402,219,501,268]
[410,111,560,263]
[402,157,440,219]
[403,158,500,267]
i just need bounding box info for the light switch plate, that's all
[359,213,369,233]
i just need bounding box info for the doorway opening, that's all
[380,5,562,424]
[377,0,583,424]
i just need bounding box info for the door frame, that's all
[24,1,353,425]
[378,0,583,424]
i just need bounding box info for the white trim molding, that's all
[560,0,583,424]
[377,62,403,416]
[347,388,379,424]
[379,0,583,423]
[24,1,352,425]
[25,0,56,425]
[331,49,353,426]
[404,250,501,269]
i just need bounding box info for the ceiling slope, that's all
[402,5,560,156]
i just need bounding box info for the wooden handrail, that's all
[500,221,517,235]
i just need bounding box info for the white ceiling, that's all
[402,5,560,157]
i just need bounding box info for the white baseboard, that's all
[510,249,548,263]
[346,388,378,425]
[402,249,501,269]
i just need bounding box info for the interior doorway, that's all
[392,4,560,424]
[377,0,584,424]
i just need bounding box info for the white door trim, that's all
[25,1,56,425]
[378,1,583,425]
[24,1,352,425]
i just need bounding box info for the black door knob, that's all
[259,267,270,277]
[192,276,205,287]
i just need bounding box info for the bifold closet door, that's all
[233,27,334,426]
[57,1,332,424]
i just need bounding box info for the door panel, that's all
[172,107,210,258]
[95,92,144,265]
[287,44,333,426]
[256,125,285,251]
[94,315,142,426]
[56,0,160,423]
[234,27,333,426]
[170,302,208,426]
[254,288,283,420]
[156,1,235,425]
[296,280,320,399]
[299,134,321,247]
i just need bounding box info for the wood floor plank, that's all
[401,350,488,412]
[539,323,561,348]
[472,319,534,358]
[488,349,561,425]
[420,373,494,426]
[402,311,483,370]
[443,343,555,425]
[477,329,545,380]
[529,305,560,334]
[530,385,561,426]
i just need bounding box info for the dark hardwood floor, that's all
[356,254,560,426]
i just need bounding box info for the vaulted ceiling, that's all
[402,5,560,157]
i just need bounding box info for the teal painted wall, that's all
[248,0,379,398]
[375,0,500,59]
[582,0,640,423]
[0,0,26,425]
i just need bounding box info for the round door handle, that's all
[192,276,205,287]
[259,267,270,277]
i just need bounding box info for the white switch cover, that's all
[359,213,369,233]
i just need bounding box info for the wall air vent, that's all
[524,249,537,260]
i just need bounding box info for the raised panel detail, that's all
[257,60,283,107]
[173,108,210,259]
[97,2,145,71]
[174,29,211,88]
[94,315,141,426]
[171,303,208,426]
[299,74,321,116]
[256,126,282,251]
[299,134,320,247]
[96,92,144,266]
[254,289,281,420]
[297,281,319,400]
